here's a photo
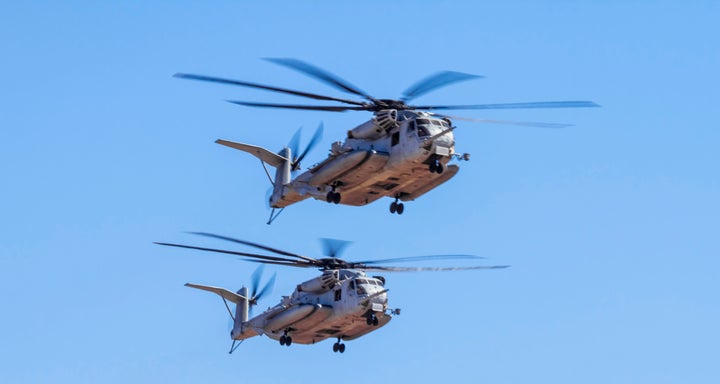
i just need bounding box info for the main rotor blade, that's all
[265,58,376,101]
[354,254,485,265]
[293,122,324,170]
[362,265,510,272]
[242,258,316,269]
[432,113,573,128]
[188,232,318,262]
[321,238,352,258]
[411,101,600,111]
[174,73,366,106]
[227,100,368,112]
[402,71,483,102]
[154,242,306,264]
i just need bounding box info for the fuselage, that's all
[273,111,459,208]
[234,270,391,344]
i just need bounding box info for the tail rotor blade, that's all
[254,273,276,302]
[265,187,273,209]
[250,265,265,301]
[292,122,324,171]
[288,127,302,162]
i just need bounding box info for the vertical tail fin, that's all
[231,286,249,339]
[270,147,292,207]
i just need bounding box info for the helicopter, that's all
[175,58,599,223]
[155,232,507,353]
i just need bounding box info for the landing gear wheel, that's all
[332,192,341,204]
[390,201,397,213]
[436,163,444,174]
[373,316,379,326]
[396,203,404,215]
[326,191,334,203]
[279,335,286,346]
[333,337,346,353]
[285,336,292,346]
[429,162,437,173]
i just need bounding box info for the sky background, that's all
[1,1,718,383]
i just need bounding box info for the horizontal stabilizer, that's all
[185,283,248,304]
[216,139,287,168]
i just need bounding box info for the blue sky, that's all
[1,1,718,383]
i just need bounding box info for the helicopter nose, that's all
[433,131,454,148]
[369,289,388,304]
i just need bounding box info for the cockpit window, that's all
[354,278,371,295]
[416,118,431,125]
[418,125,430,137]
[430,120,441,126]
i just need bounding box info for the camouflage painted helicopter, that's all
[175,58,598,223]
[155,232,507,353]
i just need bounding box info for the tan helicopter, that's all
[175,58,598,223]
[155,232,507,353]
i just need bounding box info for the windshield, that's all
[354,278,380,295]
[415,119,431,137]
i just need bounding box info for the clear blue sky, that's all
[1,1,718,383]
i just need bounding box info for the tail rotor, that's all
[288,122,324,172]
[248,265,276,315]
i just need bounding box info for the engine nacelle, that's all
[347,109,398,139]
[297,270,340,293]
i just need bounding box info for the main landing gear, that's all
[279,331,292,347]
[389,197,404,215]
[326,185,341,204]
[429,159,444,174]
[332,337,346,353]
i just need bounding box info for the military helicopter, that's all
[175,58,598,223]
[155,232,507,353]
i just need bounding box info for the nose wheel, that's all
[389,198,404,215]
[332,337,346,353]
[366,314,380,326]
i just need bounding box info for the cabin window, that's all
[408,120,415,131]
[334,289,342,301]
[349,280,355,290]
[391,131,400,146]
